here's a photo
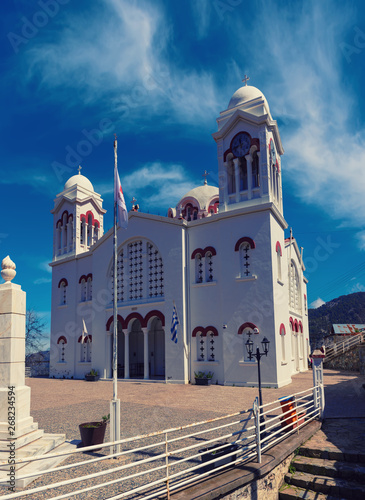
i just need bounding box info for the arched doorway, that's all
[149,317,165,378]
[129,319,144,377]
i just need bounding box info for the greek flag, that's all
[171,304,179,344]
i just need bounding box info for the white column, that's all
[142,327,149,380]
[56,226,61,255]
[233,158,240,203]
[222,163,229,208]
[246,154,252,200]
[90,224,94,247]
[66,223,71,252]
[124,330,130,379]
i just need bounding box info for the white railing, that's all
[324,332,364,363]
[0,386,323,500]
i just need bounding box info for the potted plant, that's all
[194,371,214,385]
[199,442,239,472]
[85,368,99,382]
[79,414,110,450]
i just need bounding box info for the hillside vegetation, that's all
[308,292,365,348]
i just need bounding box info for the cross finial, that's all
[78,165,82,175]
[202,170,209,185]
[131,197,137,207]
[242,74,250,86]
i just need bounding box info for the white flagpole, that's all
[110,136,120,455]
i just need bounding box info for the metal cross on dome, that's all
[78,165,82,174]
[202,170,209,185]
[242,75,250,86]
[131,197,137,207]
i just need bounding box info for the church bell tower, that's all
[212,77,284,215]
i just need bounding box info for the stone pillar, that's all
[0,256,65,487]
[142,328,149,380]
[311,349,325,418]
[124,330,130,379]
[233,158,240,202]
[0,256,33,441]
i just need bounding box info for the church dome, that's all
[179,184,218,211]
[228,85,269,111]
[64,173,94,192]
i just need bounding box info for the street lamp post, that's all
[245,335,270,437]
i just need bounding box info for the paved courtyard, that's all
[25,368,365,442]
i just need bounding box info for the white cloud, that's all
[22,0,222,129]
[238,1,365,231]
[350,282,365,293]
[34,277,52,285]
[190,0,212,39]
[96,162,201,211]
[39,261,52,274]
[310,297,326,308]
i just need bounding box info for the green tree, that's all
[25,309,48,357]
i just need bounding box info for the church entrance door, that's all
[149,318,165,378]
[129,319,144,377]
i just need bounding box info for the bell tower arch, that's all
[212,79,284,215]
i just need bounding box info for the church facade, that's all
[49,83,309,388]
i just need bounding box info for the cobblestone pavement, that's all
[1,368,364,499]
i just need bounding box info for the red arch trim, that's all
[124,312,144,329]
[58,278,68,288]
[294,319,299,332]
[106,314,124,331]
[80,211,100,228]
[289,317,294,328]
[192,326,219,337]
[79,273,93,284]
[57,336,67,344]
[276,241,282,256]
[234,237,256,252]
[238,322,259,335]
[191,246,217,259]
[78,334,92,343]
[279,323,286,335]
[144,310,165,328]
[298,321,303,333]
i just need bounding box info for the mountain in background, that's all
[308,292,365,348]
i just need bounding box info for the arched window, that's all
[193,210,198,220]
[80,217,86,246]
[252,151,260,188]
[94,223,99,243]
[87,214,93,246]
[87,276,92,301]
[289,261,301,311]
[80,278,87,302]
[79,335,92,363]
[227,158,235,195]
[289,318,295,359]
[57,336,67,363]
[239,157,248,191]
[280,323,286,362]
[205,251,214,282]
[238,322,259,362]
[193,327,218,362]
[110,240,164,303]
[276,242,282,282]
[58,279,68,306]
[62,212,68,250]
[187,206,192,221]
[272,163,276,199]
[195,253,203,283]
[240,242,251,277]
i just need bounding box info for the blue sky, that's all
[1,0,365,343]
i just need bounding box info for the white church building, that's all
[49,82,309,388]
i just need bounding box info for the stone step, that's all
[285,471,365,499]
[8,439,78,489]
[300,443,365,464]
[293,455,365,483]
[279,484,337,500]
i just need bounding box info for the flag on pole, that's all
[171,303,179,344]
[114,138,128,229]
[81,319,88,344]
